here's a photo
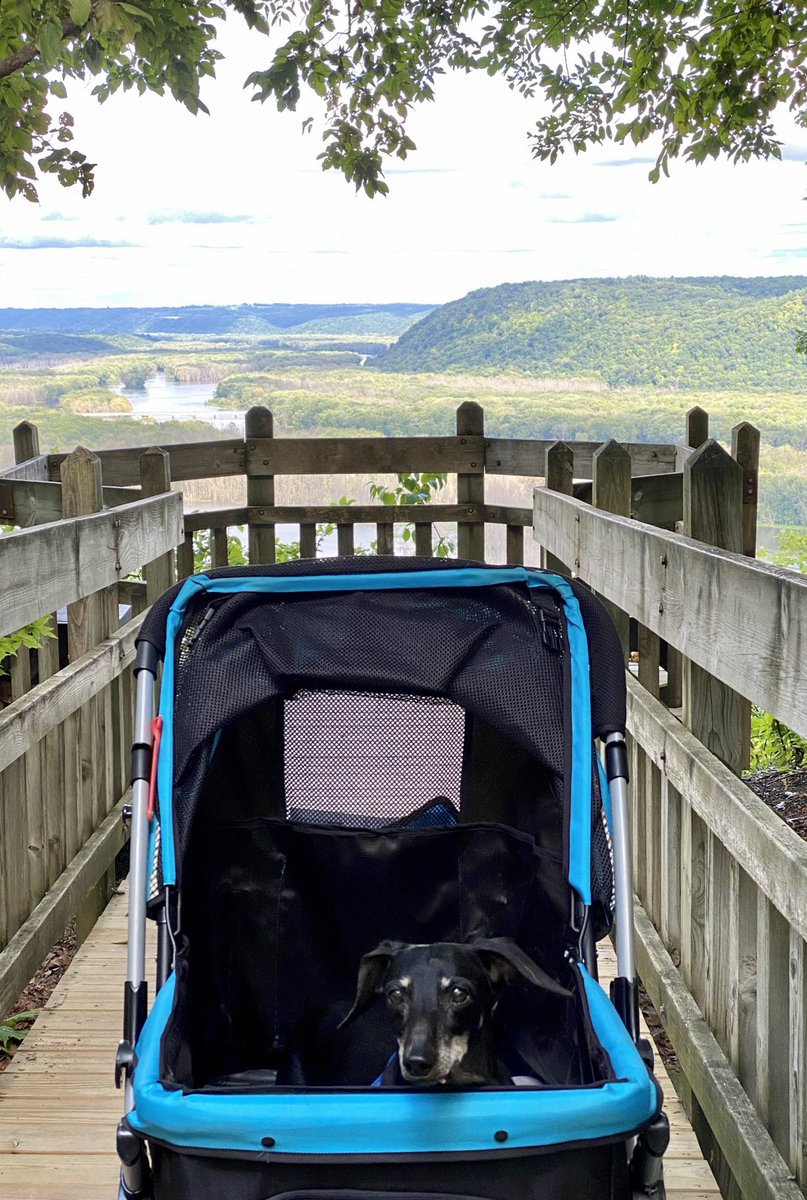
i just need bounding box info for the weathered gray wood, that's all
[212,527,229,568]
[337,523,355,556]
[658,774,681,953]
[183,506,248,532]
[761,900,792,1164]
[0,759,28,949]
[49,439,246,486]
[543,442,574,575]
[140,448,176,605]
[457,403,485,561]
[0,478,138,528]
[707,837,740,1066]
[209,503,485,529]
[9,645,32,699]
[486,438,676,478]
[634,900,804,1200]
[638,625,661,698]
[376,523,394,555]
[531,489,807,738]
[176,532,195,581]
[731,422,760,560]
[0,613,145,775]
[683,439,745,774]
[0,493,183,638]
[687,406,709,448]
[246,407,275,566]
[626,675,807,943]
[737,866,758,1106]
[300,523,317,559]
[61,448,108,662]
[0,799,128,1016]
[414,522,432,557]
[0,454,49,483]
[13,421,39,464]
[790,928,806,1186]
[247,435,484,477]
[482,504,532,527]
[630,471,683,529]
[592,440,631,660]
[506,525,524,566]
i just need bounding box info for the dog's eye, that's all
[386,987,405,1007]
[449,986,470,1006]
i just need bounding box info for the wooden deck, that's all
[0,889,720,1200]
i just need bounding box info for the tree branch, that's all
[0,22,81,82]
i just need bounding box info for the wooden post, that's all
[13,420,39,464]
[731,422,760,560]
[60,446,115,934]
[681,436,745,1194]
[592,439,631,662]
[543,442,573,575]
[246,407,275,566]
[176,532,195,581]
[456,402,485,561]
[300,523,317,559]
[140,447,176,605]
[687,406,710,449]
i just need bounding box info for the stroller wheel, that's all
[632,1184,666,1200]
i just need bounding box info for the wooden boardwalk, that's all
[0,889,720,1200]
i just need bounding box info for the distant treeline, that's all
[378,276,807,391]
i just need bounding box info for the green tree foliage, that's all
[1,1,806,199]
[378,277,807,390]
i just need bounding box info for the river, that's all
[114,374,245,432]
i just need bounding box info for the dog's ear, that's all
[338,940,410,1029]
[471,937,571,998]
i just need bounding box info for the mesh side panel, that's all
[591,760,615,928]
[284,689,464,828]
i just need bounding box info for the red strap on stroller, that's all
[147,715,164,821]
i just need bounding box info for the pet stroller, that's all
[116,556,669,1200]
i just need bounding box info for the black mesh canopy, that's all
[139,557,626,879]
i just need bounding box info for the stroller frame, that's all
[115,561,668,1200]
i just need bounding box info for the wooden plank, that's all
[246,407,276,566]
[140,448,176,605]
[49,439,246,485]
[486,438,676,477]
[543,442,574,575]
[506,525,524,566]
[0,800,127,1015]
[790,929,806,1186]
[376,523,394,555]
[0,613,145,774]
[212,527,229,568]
[686,406,709,449]
[0,479,138,528]
[61,448,108,662]
[731,422,760,560]
[707,838,739,1066]
[189,504,484,530]
[414,522,432,557]
[13,421,39,465]
[176,532,194,581]
[531,488,807,738]
[0,454,50,483]
[457,402,485,561]
[634,900,805,1200]
[631,471,683,529]
[736,867,758,1107]
[626,676,807,944]
[762,900,793,1164]
[300,523,317,559]
[246,435,484,477]
[682,439,745,774]
[592,440,630,660]
[659,774,681,953]
[483,504,532,527]
[0,494,183,638]
[0,759,29,950]
[337,523,355,557]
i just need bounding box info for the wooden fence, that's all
[533,414,807,1200]
[1,402,804,1200]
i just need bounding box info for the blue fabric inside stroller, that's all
[116,558,667,1200]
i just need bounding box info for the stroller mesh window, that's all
[284,688,464,827]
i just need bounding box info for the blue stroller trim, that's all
[129,965,658,1157]
[155,567,594,901]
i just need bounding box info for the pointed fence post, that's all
[687,406,710,450]
[592,439,631,662]
[731,422,760,560]
[543,441,574,575]
[13,420,39,465]
[140,447,176,605]
[246,406,275,565]
[456,402,485,562]
[61,447,108,660]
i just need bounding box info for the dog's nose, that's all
[403,1054,434,1078]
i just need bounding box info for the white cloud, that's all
[1,18,806,306]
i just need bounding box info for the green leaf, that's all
[69,0,92,26]
[37,19,64,70]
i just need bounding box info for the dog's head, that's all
[339,937,569,1086]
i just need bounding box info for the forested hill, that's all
[377,277,807,390]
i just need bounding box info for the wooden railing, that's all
[533,416,807,1200]
[3,401,802,1200]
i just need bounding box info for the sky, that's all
[1,19,807,308]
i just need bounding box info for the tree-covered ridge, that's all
[378,277,807,391]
